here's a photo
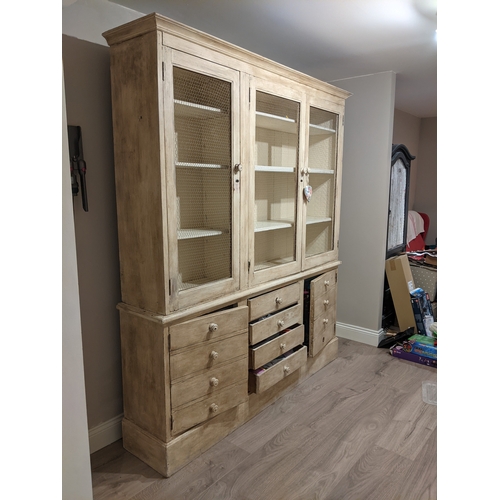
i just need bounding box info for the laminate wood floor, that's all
[91,338,437,500]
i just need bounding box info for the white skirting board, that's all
[336,322,385,347]
[88,413,123,454]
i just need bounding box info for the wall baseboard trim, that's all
[89,413,123,454]
[336,322,385,347]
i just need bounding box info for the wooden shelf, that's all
[309,123,336,135]
[256,111,297,134]
[255,165,295,173]
[306,216,332,225]
[254,257,295,271]
[174,99,225,119]
[176,162,228,169]
[308,168,335,175]
[255,220,294,232]
[177,228,225,240]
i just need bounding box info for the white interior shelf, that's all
[254,257,294,271]
[177,228,224,240]
[176,162,228,169]
[174,99,224,119]
[256,111,297,134]
[254,220,294,232]
[307,168,335,175]
[306,216,332,225]
[255,165,295,173]
[309,123,336,135]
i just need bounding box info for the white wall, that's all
[333,72,396,345]
[62,69,94,500]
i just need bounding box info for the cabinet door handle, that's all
[210,403,219,413]
[275,297,283,305]
[234,163,242,172]
[277,320,285,328]
[209,323,218,332]
[323,299,330,306]
[210,377,219,387]
[323,318,329,325]
[280,342,286,351]
[324,280,330,286]
[283,365,291,375]
[210,351,219,360]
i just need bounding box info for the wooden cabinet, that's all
[104,13,348,477]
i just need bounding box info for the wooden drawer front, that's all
[310,270,336,303]
[249,346,307,394]
[170,333,247,381]
[310,285,336,320]
[309,306,336,357]
[249,303,303,346]
[172,381,248,435]
[170,306,248,351]
[249,325,304,370]
[171,356,248,409]
[248,282,301,321]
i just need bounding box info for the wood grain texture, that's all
[92,338,437,500]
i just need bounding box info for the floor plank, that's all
[91,338,437,500]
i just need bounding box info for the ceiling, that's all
[110,0,437,118]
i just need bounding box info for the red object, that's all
[406,212,429,252]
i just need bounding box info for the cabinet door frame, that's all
[163,48,242,311]
[247,76,306,287]
[301,94,345,271]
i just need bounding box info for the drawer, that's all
[170,306,248,351]
[170,332,247,381]
[248,282,301,321]
[309,305,336,357]
[249,345,307,394]
[249,325,304,370]
[310,270,336,303]
[172,380,248,435]
[249,302,303,346]
[171,356,248,409]
[310,285,336,320]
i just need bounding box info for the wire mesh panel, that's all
[173,67,232,291]
[305,107,338,258]
[253,91,299,270]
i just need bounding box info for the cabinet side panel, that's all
[119,311,170,442]
[109,32,168,313]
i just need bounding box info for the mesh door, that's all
[254,91,299,270]
[173,67,232,291]
[305,107,338,257]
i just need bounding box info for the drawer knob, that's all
[323,318,329,325]
[324,280,330,287]
[323,299,330,306]
[210,403,219,413]
[280,342,286,351]
[275,297,283,305]
[210,377,219,387]
[277,320,285,328]
[283,365,291,375]
[210,351,219,360]
[209,323,218,332]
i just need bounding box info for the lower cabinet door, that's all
[249,345,307,394]
[171,380,248,435]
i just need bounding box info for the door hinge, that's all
[248,261,251,272]
[167,334,171,351]
[162,61,165,81]
[169,278,173,295]
[170,415,174,430]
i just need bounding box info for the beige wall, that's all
[62,35,123,431]
[334,71,396,339]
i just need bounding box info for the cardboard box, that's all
[390,344,437,368]
[385,254,416,332]
[410,288,434,336]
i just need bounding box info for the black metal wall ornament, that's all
[385,143,415,258]
[68,125,89,212]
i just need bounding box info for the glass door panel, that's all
[305,106,339,259]
[253,91,299,273]
[172,65,233,294]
